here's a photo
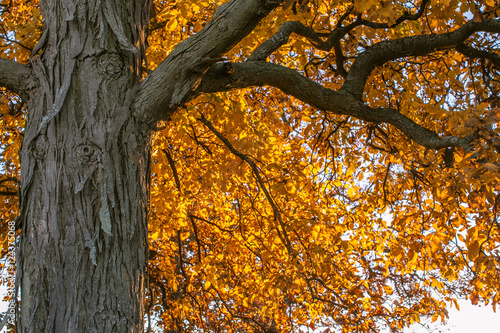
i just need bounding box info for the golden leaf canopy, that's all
[1,0,500,332]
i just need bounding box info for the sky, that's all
[444,302,499,333]
[404,300,500,333]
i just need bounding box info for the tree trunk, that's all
[17,1,152,331]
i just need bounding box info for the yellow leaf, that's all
[204,280,212,290]
[167,18,178,30]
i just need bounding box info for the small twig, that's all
[176,230,187,278]
[190,214,234,233]
[188,124,213,155]
[162,148,182,193]
[0,34,33,52]
[382,162,392,206]
[188,214,203,262]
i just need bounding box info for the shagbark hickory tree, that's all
[0,0,499,332]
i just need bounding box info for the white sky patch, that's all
[402,300,500,333]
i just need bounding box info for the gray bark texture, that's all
[17,0,151,331]
[0,0,498,331]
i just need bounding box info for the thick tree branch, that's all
[247,20,351,76]
[133,0,283,128]
[0,57,32,97]
[456,44,500,68]
[343,18,500,98]
[372,107,471,150]
[248,21,334,61]
[198,61,471,150]
[0,190,17,196]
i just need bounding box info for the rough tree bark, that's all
[0,0,498,331]
[17,0,152,331]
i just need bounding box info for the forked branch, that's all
[198,61,471,150]
[343,18,500,97]
[248,0,430,67]
[355,0,430,29]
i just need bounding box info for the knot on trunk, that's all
[31,135,48,160]
[76,143,99,163]
[97,53,125,77]
[73,142,102,194]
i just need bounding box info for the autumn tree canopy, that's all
[0,0,500,332]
